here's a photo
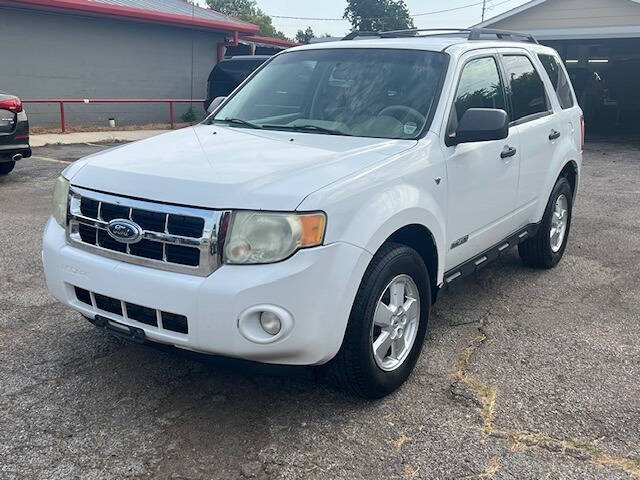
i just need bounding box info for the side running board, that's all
[443,223,540,286]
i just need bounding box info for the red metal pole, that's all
[169,101,174,130]
[59,101,66,133]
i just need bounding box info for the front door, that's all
[442,53,521,269]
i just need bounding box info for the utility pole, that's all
[481,0,487,22]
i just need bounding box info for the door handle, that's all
[500,146,517,159]
[549,129,561,140]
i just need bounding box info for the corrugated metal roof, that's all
[91,0,254,27]
[6,0,259,33]
[6,0,299,45]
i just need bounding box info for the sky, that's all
[195,0,533,38]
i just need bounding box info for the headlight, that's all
[224,211,326,264]
[52,175,70,228]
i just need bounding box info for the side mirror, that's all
[448,108,509,146]
[207,96,226,114]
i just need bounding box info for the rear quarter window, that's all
[538,54,575,109]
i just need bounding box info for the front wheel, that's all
[0,161,15,176]
[326,243,430,399]
[519,176,573,269]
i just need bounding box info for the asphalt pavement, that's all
[1,139,639,479]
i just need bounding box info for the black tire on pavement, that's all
[0,161,15,176]
[326,242,431,399]
[519,176,573,269]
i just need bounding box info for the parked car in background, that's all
[0,92,30,175]
[204,55,270,110]
[43,30,582,398]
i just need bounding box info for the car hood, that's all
[67,125,416,210]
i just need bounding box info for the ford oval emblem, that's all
[106,219,143,244]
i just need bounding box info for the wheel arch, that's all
[536,155,581,221]
[559,159,579,200]
[385,224,439,302]
[360,206,445,289]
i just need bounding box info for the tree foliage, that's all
[206,0,288,39]
[344,0,414,32]
[295,27,314,44]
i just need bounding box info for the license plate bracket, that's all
[89,315,146,344]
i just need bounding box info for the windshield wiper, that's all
[212,117,263,129]
[262,124,351,136]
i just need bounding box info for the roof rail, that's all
[342,28,538,44]
[380,28,471,38]
[342,31,382,40]
[468,28,538,44]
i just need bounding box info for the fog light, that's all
[259,311,281,335]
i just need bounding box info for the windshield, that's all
[210,48,447,140]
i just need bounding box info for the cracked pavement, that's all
[1,139,639,479]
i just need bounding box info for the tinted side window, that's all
[538,54,574,109]
[452,57,506,125]
[502,55,549,122]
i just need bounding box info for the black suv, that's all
[0,92,31,175]
[204,56,270,110]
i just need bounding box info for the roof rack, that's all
[342,31,381,41]
[468,28,538,44]
[342,28,538,44]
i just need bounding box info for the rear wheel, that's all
[0,160,15,175]
[327,243,430,399]
[519,176,573,268]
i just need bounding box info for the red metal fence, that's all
[22,98,205,133]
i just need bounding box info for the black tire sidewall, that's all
[540,177,573,267]
[350,245,431,397]
[0,161,16,175]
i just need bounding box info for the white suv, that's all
[43,29,583,398]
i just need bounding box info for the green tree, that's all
[295,26,314,44]
[206,0,288,39]
[344,0,414,32]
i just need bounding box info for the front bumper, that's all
[42,218,371,365]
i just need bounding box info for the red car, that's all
[0,92,31,175]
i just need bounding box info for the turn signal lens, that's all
[299,213,326,247]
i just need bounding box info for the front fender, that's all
[360,201,446,285]
[298,139,447,285]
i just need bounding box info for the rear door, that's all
[441,50,521,269]
[498,50,562,222]
[538,52,583,154]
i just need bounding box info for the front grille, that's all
[66,186,228,276]
[74,286,188,334]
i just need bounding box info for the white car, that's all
[43,29,583,398]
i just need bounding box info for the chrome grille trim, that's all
[66,186,229,276]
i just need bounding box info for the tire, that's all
[519,176,573,269]
[0,161,15,176]
[326,242,431,399]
